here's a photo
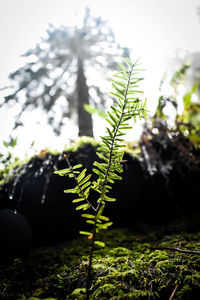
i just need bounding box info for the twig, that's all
[149,246,200,255]
[169,283,178,300]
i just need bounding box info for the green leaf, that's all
[119,126,132,130]
[64,188,77,193]
[102,195,116,202]
[54,168,71,175]
[86,220,95,224]
[96,222,113,229]
[73,164,83,169]
[79,174,92,186]
[91,181,102,193]
[94,241,105,247]
[97,204,105,219]
[111,105,121,115]
[83,204,90,211]
[84,186,90,197]
[81,214,95,219]
[11,137,18,148]
[84,104,107,118]
[107,127,113,139]
[81,181,91,190]
[127,90,143,94]
[116,132,125,137]
[98,145,110,153]
[107,177,114,184]
[91,186,102,194]
[93,168,105,178]
[99,215,109,221]
[77,169,87,182]
[3,141,9,148]
[122,57,133,67]
[79,231,92,236]
[68,173,75,178]
[111,79,126,88]
[105,118,116,128]
[118,62,129,74]
[110,91,124,101]
[107,111,118,125]
[93,161,107,173]
[113,73,128,80]
[109,172,122,180]
[76,203,90,210]
[105,184,112,190]
[72,198,85,203]
[112,83,125,96]
[96,152,109,163]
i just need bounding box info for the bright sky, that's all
[0,0,200,157]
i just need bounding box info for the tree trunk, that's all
[76,58,94,137]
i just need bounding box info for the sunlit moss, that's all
[1,228,199,300]
[0,137,100,186]
[0,157,30,186]
[122,140,141,157]
[64,136,100,152]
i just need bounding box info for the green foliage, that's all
[65,137,99,152]
[55,58,148,297]
[84,104,107,119]
[170,63,190,94]
[183,81,199,109]
[177,80,200,145]
[154,62,200,146]
[0,136,18,167]
[55,58,148,244]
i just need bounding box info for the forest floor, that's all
[0,226,200,300]
[0,134,200,299]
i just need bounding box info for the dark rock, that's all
[0,135,200,249]
[0,209,32,256]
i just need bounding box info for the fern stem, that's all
[86,64,134,299]
[86,218,97,300]
[99,64,134,205]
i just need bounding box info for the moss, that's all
[65,136,100,152]
[175,284,192,299]
[0,137,200,299]
[122,140,141,157]
[1,228,200,299]
[0,137,99,187]
[0,137,142,187]
[21,297,56,300]
[69,288,86,299]
[0,157,28,186]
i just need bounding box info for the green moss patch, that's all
[65,137,100,153]
[0,228,200,299]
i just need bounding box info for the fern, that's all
[54,57,148,298]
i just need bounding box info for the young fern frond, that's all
[54,57,148,298]
[54,154,95,211]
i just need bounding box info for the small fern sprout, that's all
[54,57,148,298]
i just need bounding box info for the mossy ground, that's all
[0,228,200,300]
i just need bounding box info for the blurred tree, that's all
[1,8,123,137]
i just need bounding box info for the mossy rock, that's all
[0,135,200,252]
[1,228,200,299]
